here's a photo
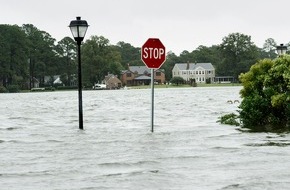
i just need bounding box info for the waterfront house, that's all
[172,62,215,83]
[120,65,165,86]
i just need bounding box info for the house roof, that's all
[129,66,150,74]
[129,66,165,74]
[107,77,121,83]
[103,74,121,83]
[175,63,214,70]
[121,70,132,74]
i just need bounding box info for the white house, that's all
[172,62,215,83]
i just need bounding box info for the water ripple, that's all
[1,87,290,190]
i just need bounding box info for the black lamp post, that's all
[69,16,89,130]
[276,44,287,56]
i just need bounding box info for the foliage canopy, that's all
[1,23,290,92]
[170,76,185,85]
[239,55,290,132]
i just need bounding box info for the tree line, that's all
[0,24,287,90]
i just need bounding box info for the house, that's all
[44,75,77,86]
[102,73,122,89]
[27,77,40,89]
[172,62,215,83]
[120,65,166,86]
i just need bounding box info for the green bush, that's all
[217,113,240,126]
[170,76,185,85]
[238,56,290,132]
[56,86,78,90]
[0,85,8,93]
[7,85,20,93]
[44,87,55,91]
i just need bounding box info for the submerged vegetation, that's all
[217,113,240,126]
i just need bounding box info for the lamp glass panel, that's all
[70,26,79,38]
[78,26,88,38]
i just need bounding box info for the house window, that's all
[126,73,131,77]
[156,72,161,76]
[199,71,201,75]
[202,71,204,74]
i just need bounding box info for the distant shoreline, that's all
[129,83,242,89]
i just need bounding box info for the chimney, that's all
[127,63,130,71]
[186,61,190,70]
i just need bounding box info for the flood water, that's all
[1,86,290,190]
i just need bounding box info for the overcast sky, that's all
[2,0,290,54]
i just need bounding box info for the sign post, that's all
[150,68,154,132]
[141,38,166,132]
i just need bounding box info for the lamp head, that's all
[276,44,287,56]
[69,17,89,44]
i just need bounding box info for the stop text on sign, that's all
[142,47,165,59]
[141,38,166,69]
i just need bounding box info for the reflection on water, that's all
[1,87,290,190]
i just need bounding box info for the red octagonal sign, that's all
[141,38,166,69]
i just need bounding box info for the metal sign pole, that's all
[151,68,154,132]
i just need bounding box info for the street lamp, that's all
[69,16,89,130]
[276,44,287,56]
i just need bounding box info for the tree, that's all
[179,50,194,63]
[0,24,29,88]
[261,38,277,59]
[22,24,58,87]
[55,37,77,86]
[161,51,181,81]
[239,56,290,131]
[192,45,221,64]
[82,35,122,86]
[170,76,185,86]
[219,33,259,79]
[115,41,143,67]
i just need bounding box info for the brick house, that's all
[120,65,165,86]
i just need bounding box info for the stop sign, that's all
[141,38,166,69]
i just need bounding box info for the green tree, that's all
[219,32,259,79]
[261,38,277,59]
[179,50,194,63]
[82,35,122,86]
[161,51,180,81]
[239,56,290,131]
[115,41,143,67]
[191,45,222,73]
[0,24,29,88]
[170,76,185,86]
[22,24,58,87]
[55,37,77,86]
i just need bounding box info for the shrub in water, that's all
[238,56,290,131]
[7,85,20,93]
[217,113,240,126]
[0,85,8,93]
